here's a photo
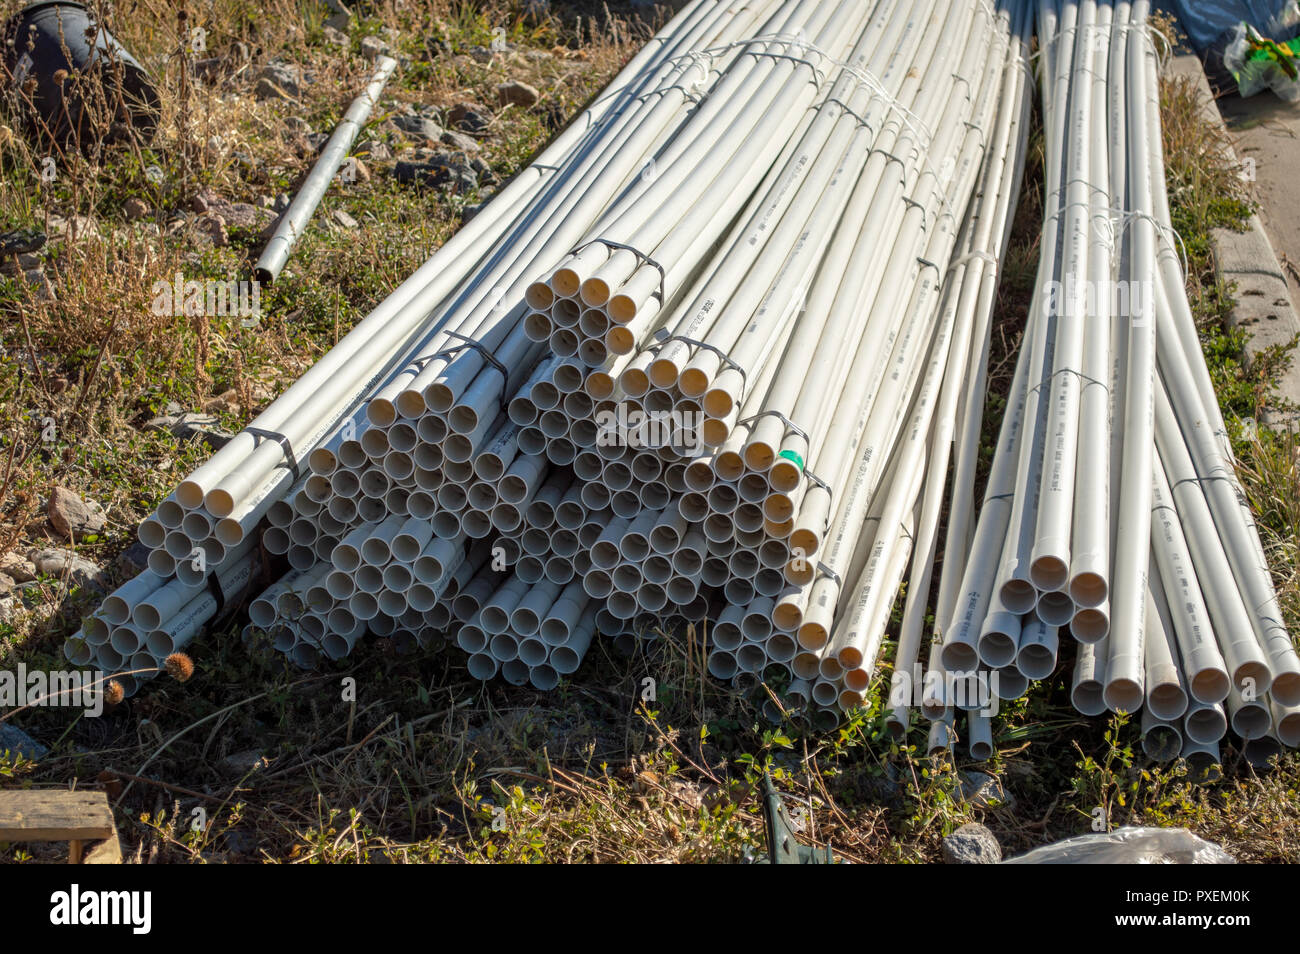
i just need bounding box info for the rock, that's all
[470,157,494,183]
[357,139,392,161]
[324,11,352,33]
[0,596,17,624]
[942,822,1002,864]
[29,547,104,590]
[439,129,480,153]
[394,154,478,194]
[218,749,269,775]
[497,80,540,108]
[285,116,311,136]
[0,251,41,275]
[116,540,151,576]
[524,48,552,62]
[0,552,37,583]
[468,45,495,62]
[391,114,442,143]
[0,724,47,761]
[360,35,391,61]
[322,25,348,47]
[305,131,330,154]
[191,191,274,232]
[0,228,46,256]
[144,411,233,450]
[123,197,150,220]
[0,572,14,597]
[447,102,492,135]
[255,62,303,101]
[272,193,292,213]
[47,487,107,539]
[332,209,359,229]
[959,770,1014,809]
[195,213,229,247]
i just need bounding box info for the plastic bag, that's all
[1175,0,1297,51]
[1003,827,1236,864]
[1225,6,1300,101]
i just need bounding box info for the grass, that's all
[2,3,1300,863]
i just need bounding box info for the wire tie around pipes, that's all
[245,427,303,480]
[815,562,841,588]
[433,332,513,413]
[899,195,928,230]
[666,334,747,391]
[946,249,999,273]
[205,570,227,618]
[737,410,809,446]
[578,239,667,304]
[915,257,940,277]
[1117,210,1189,280]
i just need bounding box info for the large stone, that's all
[29,547,104,590]
[255,62,304,101]
[942,822,1002,864]
[439,129,480,153]
[144,411,233,450]
[0,552,37,582]
[47,487,107,539]
[394,154,478,194]
[447,102,492,135]
[0,724,47,761]
[360,34,391,61]
[496,80,540,108]
[391,114,443,143]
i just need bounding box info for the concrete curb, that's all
[1169,53,1300,427]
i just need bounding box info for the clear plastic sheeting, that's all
[1003,826,1236,864]
[1224,3,1300,99]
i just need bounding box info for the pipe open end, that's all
[1148,684,1188,722]
[678,367,709,399]
[940,642,978,674]
[608,294,637,323]
[524,281,553,311]
[1270,671,1300,708]
[1069,606,1109,643]
[1016,644,1056,680]
[999,578,1037,614]
[797,620,828,651]
[580,277,610,307]
[1103,678,1143,715]
[1029,555,1069,593]
[978,632,1017,669]
[1035,589,1075,626]
[1069,570,1108,608]
[701,387,733,419]
[551,269,581,298]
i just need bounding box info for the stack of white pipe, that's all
[72,0,1034,709]
[925,0,1300,767]
[70,0,1298,770]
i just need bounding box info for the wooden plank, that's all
[0,790,115,842]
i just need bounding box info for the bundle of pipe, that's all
[927,0,1300,767]
[73,0,1041,713]
[66,0,765,694]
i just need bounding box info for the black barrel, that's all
[2,1,159,149]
